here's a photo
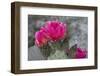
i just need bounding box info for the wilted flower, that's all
[35,30,48,47]
[42,21,67,41]
[75,48,87,58]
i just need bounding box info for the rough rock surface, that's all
[28,46,45,60]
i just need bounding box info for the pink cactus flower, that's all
[35,30,48,47]
[42,21,67,41]
[35,21,67,47]
[75,48,87,58]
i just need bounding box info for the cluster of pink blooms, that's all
[35,21,87,58]
[35,21,67,47]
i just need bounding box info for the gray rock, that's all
[28,46,45,60]
[68,17,88,50]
